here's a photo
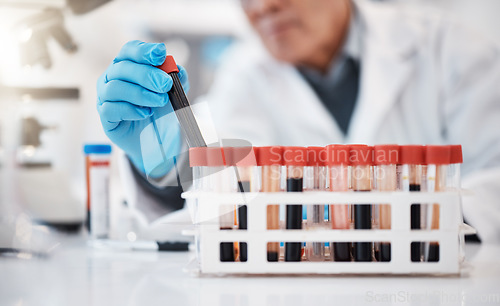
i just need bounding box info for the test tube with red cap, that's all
[189,147,209,191]
[425,145,451,262]
[283,146,307,262]
[400,145,426,262]
[225,147,259,193]
[326,144,351,262]
[305,146,327,261]
[206,147,236,262]
[224,146,258,262]
[188,146,207,260]
[157,55,206,148]
[257,146,283,262]
[374,145,399,262]
[350,145,373,262]
[348,144,369,222]
[447,145,463,189]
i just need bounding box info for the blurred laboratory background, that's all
[0,0,499,239]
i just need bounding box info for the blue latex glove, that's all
[97,40,190,178]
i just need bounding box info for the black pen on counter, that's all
[90,239,190,252]
[0,248,48,259]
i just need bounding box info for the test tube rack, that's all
[182,190,471,275]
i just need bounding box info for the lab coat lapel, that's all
[285,64,345,144]
[347,0,417,143]
[348,49,415,142]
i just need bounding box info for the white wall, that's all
[398,0,500,43]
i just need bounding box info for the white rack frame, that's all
[182,191,467,275]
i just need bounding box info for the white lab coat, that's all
[124,0,500,243]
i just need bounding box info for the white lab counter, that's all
[1,237,499,306]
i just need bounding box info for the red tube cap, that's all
[283,146,307,166]
[349,146,373,166]
[400,145,425,165]
[325,144,350,165]
[348,144,368,147]
[426,145,451,165]
[374,145,400,165]
[224,147,257,166]
[157,55,179,74]
[189,147,208,167]
[257,146,283,166]
[206,147,225,167]
[307,146,327,166]
[449,145,463,164]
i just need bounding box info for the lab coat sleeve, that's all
[440,23,500,243]
[118,147,192,224]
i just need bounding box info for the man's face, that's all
[242,0,350,69]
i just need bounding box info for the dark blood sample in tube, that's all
[157,55,206,148]
[225,147,257,262]
[350,145,373,262]
[283,146,307,262]
[400,145,425,262]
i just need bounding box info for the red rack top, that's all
[349,145,374,166]
[449,145,463,164]
[374,144,400,165]
[400,145,425,165]
[206,147,225,167]
[189,147,208,167]
[426,145,451,165]
[325,144,350,165]
[307,146,327,166]
[257,146,283,166]
[224,147,257,167]
[283,146,307,166]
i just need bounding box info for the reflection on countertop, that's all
[0,235,499,306]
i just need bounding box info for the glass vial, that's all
[84,144,112,240]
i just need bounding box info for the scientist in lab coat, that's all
[97,0,500,242]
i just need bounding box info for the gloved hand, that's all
[97,40,190,178]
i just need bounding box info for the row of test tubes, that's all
[189,144,463,263]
